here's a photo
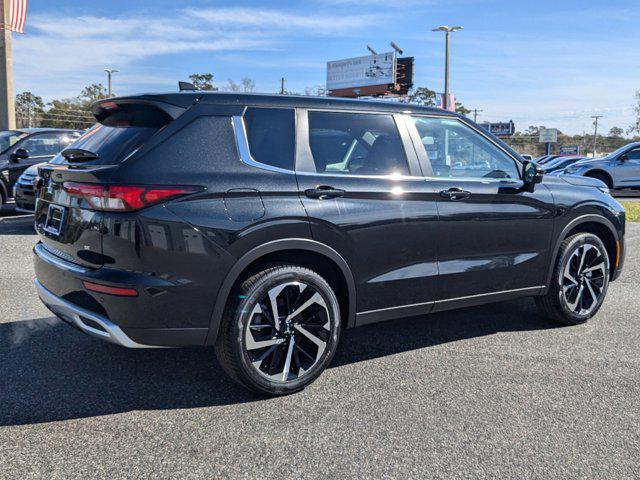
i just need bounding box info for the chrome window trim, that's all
[231,115,295,175]
[295,170,427,181]
[408,114,524,181]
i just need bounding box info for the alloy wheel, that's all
[562,243,607,315]
[244,281,331,382]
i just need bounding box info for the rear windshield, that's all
[63,124,158,165]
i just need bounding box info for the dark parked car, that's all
[536,154,564,165]
[542,156,586,174]
[13,162,41,212]
[0,128,82,209]
[33,93,625,395]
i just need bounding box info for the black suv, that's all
[33,93,625,395]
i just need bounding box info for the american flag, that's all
[8,0,28,34]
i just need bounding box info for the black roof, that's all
[99,91,457,117]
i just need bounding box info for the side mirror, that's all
[619,154,628,162]
[10,148,29,162]
[523,160,543,191]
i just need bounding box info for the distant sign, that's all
[539,128,558,143]
[480,121,515,138]
[327,52,396,91]
[559,145,580,155]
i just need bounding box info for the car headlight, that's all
[1,169,8,182]
[563,166,579,174]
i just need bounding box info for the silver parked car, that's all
[562,142,640,189]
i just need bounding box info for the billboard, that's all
[327,52,396,91]
[539,128,558,143]
[480,121,515,138]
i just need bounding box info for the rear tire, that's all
[215,265,341,395]
[535,233,610,325]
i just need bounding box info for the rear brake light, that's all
[83,281,138,297]
[62,182,202,211]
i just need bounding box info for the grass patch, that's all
[620,201,640,222]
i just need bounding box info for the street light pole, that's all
[104,68,119,97]
[433,25,463,111]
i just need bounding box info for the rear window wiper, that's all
[62,148,100,162]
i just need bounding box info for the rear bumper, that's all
[35,278,159,348]
[33,242,210,346]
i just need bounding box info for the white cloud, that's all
[184,7,379,34]
[13,6,380,100]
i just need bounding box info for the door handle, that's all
[439,187,471,200]
[305,185,346,199]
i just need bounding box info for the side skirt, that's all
[354,286,544,327]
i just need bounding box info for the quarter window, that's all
[307,111,409,176]
[411,117,520,180]
[244,107,295,171]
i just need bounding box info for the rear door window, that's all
[307,111,409,176]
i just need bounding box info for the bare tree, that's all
[241,77,256,93]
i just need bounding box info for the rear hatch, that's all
[35,98,189,269]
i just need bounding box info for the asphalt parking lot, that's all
[1,211,639,479]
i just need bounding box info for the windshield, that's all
[0,130,27,153]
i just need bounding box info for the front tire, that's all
[536,233,610,325]
[215,265,341,395]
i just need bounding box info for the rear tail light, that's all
[62,182,202,212]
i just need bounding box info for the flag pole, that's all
[0,0,15,130]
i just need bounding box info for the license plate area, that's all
[44,204,66,236]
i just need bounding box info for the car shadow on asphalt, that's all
[0,298,559,426]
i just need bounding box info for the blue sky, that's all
[14,0,640,134]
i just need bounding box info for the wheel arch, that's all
[205,238,357,345]
[545,214,620,287]
[584,169,613,188]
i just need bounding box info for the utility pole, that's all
[432,25,463,111]
[472,108,483,123]
[591,115,603,157]
[0,0,15,130]
[104,68,119,97]
[280,77,285,95]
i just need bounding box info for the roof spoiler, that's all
[90,97,189,126]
